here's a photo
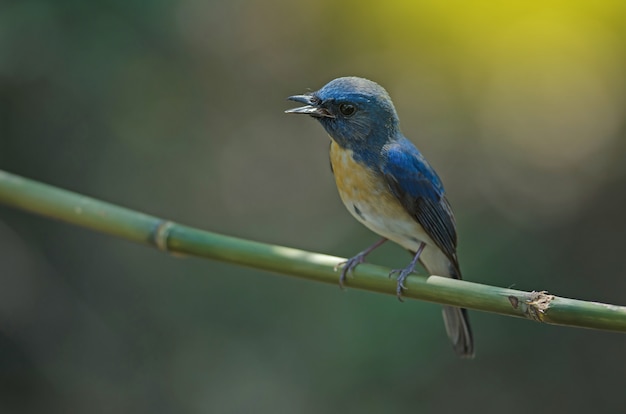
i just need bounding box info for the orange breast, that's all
[329,141,407,223]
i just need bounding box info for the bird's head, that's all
[286,77,400,150]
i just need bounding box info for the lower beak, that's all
[285,94,335,118]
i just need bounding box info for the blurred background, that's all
[1,0,626,412]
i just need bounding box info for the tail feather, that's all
[418,248,474,358]
[441,262,474,358]
[442,306,474,358]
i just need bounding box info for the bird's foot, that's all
[334,238,387,289]
[388,264,417,302]
[335,253,367,289]
[389,242,425,302]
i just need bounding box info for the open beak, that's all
[285,94,335,118]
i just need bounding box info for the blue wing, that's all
[381,138,459,269]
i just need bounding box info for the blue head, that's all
[286,77,401,152]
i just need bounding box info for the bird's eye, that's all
[339,103,356,117]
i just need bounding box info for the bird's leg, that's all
[335,238,387,288]
[389,242,426,302]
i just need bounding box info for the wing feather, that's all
[381,141,459,270]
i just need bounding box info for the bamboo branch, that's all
[0,169,625,333]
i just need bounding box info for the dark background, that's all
[1,1,625,413]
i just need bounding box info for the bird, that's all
[285,76,474,357]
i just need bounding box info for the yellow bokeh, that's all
[325,1,626,222]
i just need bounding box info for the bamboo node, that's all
[525,290,555,322]
[153,220,175,252]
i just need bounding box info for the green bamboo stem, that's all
[1,169,625,332]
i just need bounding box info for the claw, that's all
[334,238,387,289]
[336,254,366,289]
[390,242,426,301]
[389,267,414,301]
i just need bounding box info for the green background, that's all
[1,1,625,412]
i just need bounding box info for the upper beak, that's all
[285,94,335,118]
